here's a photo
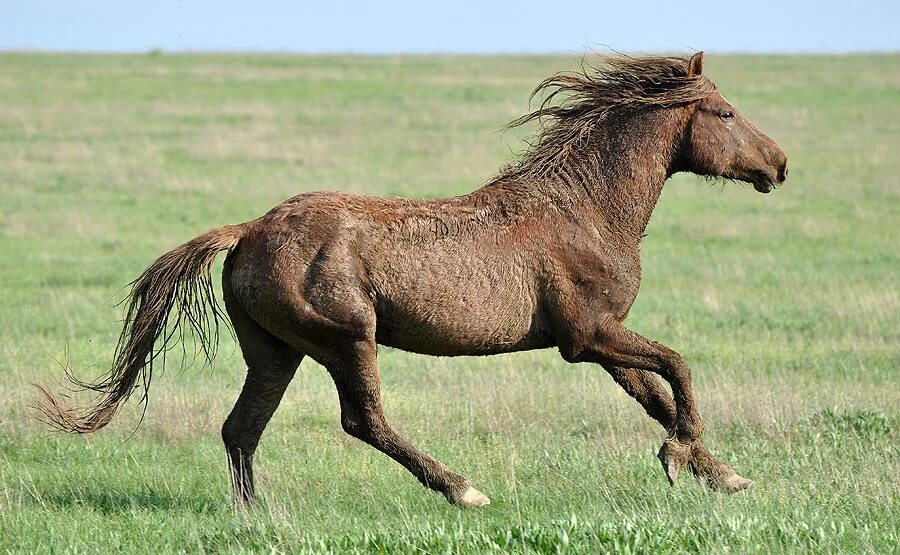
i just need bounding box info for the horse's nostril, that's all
[777,163,788,183]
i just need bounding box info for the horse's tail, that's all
[34,223,248,433]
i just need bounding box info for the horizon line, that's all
[3,48,899,57]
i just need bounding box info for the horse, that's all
[37,52,788,508]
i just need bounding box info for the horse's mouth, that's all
[753,180,774,193]
[753,175,779,194]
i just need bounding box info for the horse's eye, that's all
[720,110,735,120]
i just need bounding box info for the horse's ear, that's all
[687,51,704,77]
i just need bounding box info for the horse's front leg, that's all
[604,365,753,492]
[562,316,703,484]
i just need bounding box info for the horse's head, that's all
[681,53,788,193]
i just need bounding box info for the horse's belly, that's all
[371,263,551,356]
[375,306,551,356]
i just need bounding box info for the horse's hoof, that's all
[657,440,691,486]
[717,473,754,493]
[456,486,491,508]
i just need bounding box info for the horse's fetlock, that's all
[676,417,703,443]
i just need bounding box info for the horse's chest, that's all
[563,242,642,321]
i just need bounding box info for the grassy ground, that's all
[0,53,897,553]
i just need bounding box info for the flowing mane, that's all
[501,54,718,179]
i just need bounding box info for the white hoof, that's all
[457,486,491,508]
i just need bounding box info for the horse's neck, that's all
[559,110,686,244]
[471,108,687,242]
[586,159,669,243]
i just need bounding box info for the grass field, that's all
[0,53,897,553]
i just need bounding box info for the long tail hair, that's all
[34,224,246,433]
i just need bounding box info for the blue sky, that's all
[2,1,898,54]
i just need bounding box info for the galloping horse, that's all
[38,52,787,508]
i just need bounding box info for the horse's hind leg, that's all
[604,365,676,431]
[326,340,488,508]
[221,280,304,507]
[604,365,752,492]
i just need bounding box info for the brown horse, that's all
[37,52,787,508]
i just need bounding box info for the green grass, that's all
[0,53,898,553]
